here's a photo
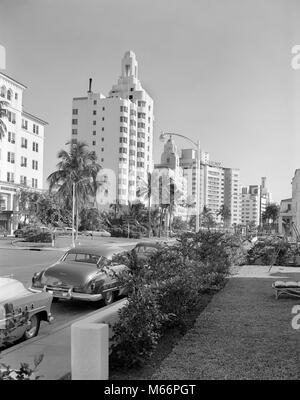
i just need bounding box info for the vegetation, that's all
[262,203,280,232]
[110,231,246,367]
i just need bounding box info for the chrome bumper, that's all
[30,286,103,302]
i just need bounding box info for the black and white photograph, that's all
[0,0,300,385]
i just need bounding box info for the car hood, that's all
[43,262,99,287]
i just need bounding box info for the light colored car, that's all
[31,245,127,305]
[82,229,111,237]
[132,241,162,261]
[0,277,53,347]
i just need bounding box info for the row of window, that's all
[6,173,38,188]
[7,152,39,169]
[19,138,39,151]
[1,86,18,101]
[21,119,39,134]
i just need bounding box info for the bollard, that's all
[71,322,109,380]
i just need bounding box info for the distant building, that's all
[179,148,240,225]
[71,51,154,206]
[154,136,187,219]
[279,170,300,240]
[240,177,272,227]
[0,72,47,235]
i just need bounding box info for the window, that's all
[21,137,28,148]
[120,106,128,113]
[32,142,39,152]
[22,119,28,130]
[101,137,104,142]
[7,172,14,183]
[120,126,128,133]
[20,176,27,186]
[120,116,128,123]
[92,131,96,136]
[7,152,15,163]
[130,110,136,116]
[102,117,104,121]
[93,121,96,125]
[137,132,145,138]
[32,160,38,170]
[102,127,104,131]
[137,142,145,148]
[7,90,12,101]
[129,139,136,146]
[137,122,145,129]
[93,100,97,105]
[92,141,96,146]
[101,147,104,152]
[137,162,144,168]
[119,147,127,154]
[93,110,97,115]
[32,178,38,188]
[72,129,78,135]
[15,93,18,100]
[101,158,104,162]
[72,119,78,125]
[138,112,146,119]
[102,107,105,111]
[72,109,78,115]
[8,132,15,144]
[137,152,144,158]
[119,137,127,143]
[138,101,146,107]
[129,150,135,156]
[21,156,27,167]
[7,111,16,123]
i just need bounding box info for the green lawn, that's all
[151,267,300,380]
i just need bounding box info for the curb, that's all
[0,245,70,252]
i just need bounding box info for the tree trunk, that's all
[148,197,151,238]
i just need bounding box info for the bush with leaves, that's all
[110,287,165,368]
[110,231,245,368]
[247,236,293,266]
[0,354,44,380]
[23,228,52,243]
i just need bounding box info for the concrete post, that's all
[71,322,109,380]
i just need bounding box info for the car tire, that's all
[103,290,115,306]
[22,314,41,341]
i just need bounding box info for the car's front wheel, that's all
[22,314,41,341]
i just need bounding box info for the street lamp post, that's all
[159,132,201,232]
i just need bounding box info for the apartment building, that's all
[240,177,271,226]
[180,148,240,225]
[72,51,154,206]
[0,72,47,234]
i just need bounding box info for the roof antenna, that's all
[88,78,92,93]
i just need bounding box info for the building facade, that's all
[240,177,271,227]
[72,51,154,206]
[0,72,47,234]
[180,148,241,225]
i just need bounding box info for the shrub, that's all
[111,287,165,367]
[23,229,52,243]
[0,354,44,380]
[247,236,292,266]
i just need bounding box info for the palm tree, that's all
[47,141,101,236]
[0,100,8,140]
[136,172,153,238]
[217,204,231,227]
[262,203,280,232]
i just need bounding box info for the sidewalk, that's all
[152,265,300,380]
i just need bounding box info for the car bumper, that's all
[29,286,103,302]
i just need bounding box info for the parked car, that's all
[81,229,111,238]
[53,227,75,236]
[30,245,128,305]
[132,241,162,261]
[0,277,53,347]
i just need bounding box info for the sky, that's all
[1,0,300,203]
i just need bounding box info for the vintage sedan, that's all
[0,277,53,347]
[30,245,127,305]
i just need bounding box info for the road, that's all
[0,236,138,344]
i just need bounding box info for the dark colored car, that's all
[30,245,127,305]
[132,241,162,261]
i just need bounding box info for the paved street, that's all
[0,237,138,345]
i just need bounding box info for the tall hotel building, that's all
[0,72,47,234]
[71,51,154,205]
[180,149,241,225]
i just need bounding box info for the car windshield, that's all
[64,252,101,265]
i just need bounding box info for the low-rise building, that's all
[0,72,47,235]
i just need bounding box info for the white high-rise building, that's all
[0,72,47,234]
[180,148,241,225]
[71,51,154,206]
